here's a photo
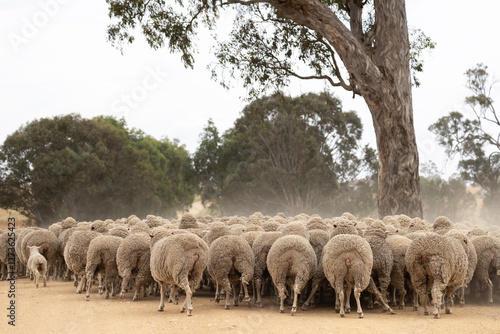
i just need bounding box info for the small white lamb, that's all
[27,245,47,288]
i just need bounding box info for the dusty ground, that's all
[1,278,500,334]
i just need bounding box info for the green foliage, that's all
[429,64,499,224]
[105,0,434,96]
[0,114,196,226]
[194,92,376,216]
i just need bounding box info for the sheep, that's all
[116,233,152,301]
[208,235,254,310]
[363,226,394,309]
[21,229,59,280]
[266,234,317,315]
[85,235,123,301]
[128,221,151,234]
[0,230,10,280]
[178,213,199,229]
[64,230,101,293]
[405,233,468,318]
[203,222,230,247]
[27,245,47,288]
[109,225,130,238]
[432,216,453,234]
[446,229,477,306]
[90,220,110,233]
[385,234,412,309]
[150,232,209,315]
[262,220,281,232]
[469,234,500,305]
[251,231,282,308]
[322,233,374,318]
[300,229,330,311]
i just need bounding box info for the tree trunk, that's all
[271,0,423,218]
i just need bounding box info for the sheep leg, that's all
[354,286,364,318]
[98,273,104,295]
[214,283,221,303]
[302,279,321,311]
[158,284,165,311]
[431,283,445,319]
[290,283,300,316]
[232,282,239,306]
[180,284,194,316]
[85,273,93,301]
[120,270,131,299]
[367,292,373,309]
[42,269,47,287]
[255,278,263,308]
[485,278,494,305]
[241,278,251,307]
[367,278,395,314]
[338,285,345,318]
[278,283,286,313]
[345,286,352,313]
[34,269,40,288]
[225,289,231,310]
[445,287,454,314]
[169,285,179,305]
[335,291,341,313]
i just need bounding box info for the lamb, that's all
[266,230,317,315]
[64,230,101,293]
[405,233,468,318]
[116,233,152,301]
[27,245,48,288]
[208,235,254,310]
[251,231,282,308]
[150,232,209,315]
[85,235,123,301]
[469,234,500,305]
[21,229,59,280]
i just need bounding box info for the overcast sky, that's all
[1,0,499,177]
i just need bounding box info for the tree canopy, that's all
[105,0,431,218]
[0,114,196,226]
[193,92,376,216]
[429,64,500,223]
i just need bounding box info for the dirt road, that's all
[1,278,499,334]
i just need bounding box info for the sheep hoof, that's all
[301,303,309,311]
[180,306,185,313]
[412,306,418,311]
[434,313,440,319]
[279,308,284,313]
[398,305,404,310]
[358,312,364,319]
[158,308,164,312]
[291,306,297,316]
[225,305,230,310]
[345,307,351,314]
[247,301,251,308]
[340,313,345,318]
[85,296,90,301]
[256,302,263,308]
[424,310,429,316]
[446,308,452,314]
[187,309,193,316]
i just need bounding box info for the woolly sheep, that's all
[117,233,152,301]
[322,234,374,318]
[179,213,199,229]
[470,234,500,305]
[0,231,10,280]
[262,220,281,232]
[90,220,110,233]
[252,231,282,308]
[151,233,209,315]
[109,225,130,238]
[208,235,254,309]
[85,235,123,301]
[405,233,468,318]
[432,216,453,234]
[64,230,101,293]
[363,227,394,309]
[385,234,412,309]
[21,229,58,280]
[266,234,317,315]
[446,229,478,306]
[27,245,47,288]
[203,222,230,247]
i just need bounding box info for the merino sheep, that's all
[364,227,394,309]
[470,234,500,305]
[385,234,412,309]
[322,233,374,318]
[85,235,123,301]
[266,234,317,315]
[405,233,468,318]
[252,231,282,308]
[64,230,101,293]
[21,229,58,280]
[208,235,254,310]
[27,245,47,288]
[150,233,209,315]
[116,233,152,301]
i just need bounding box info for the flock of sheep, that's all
[1,212,500,319]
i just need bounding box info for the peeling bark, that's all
[269,0,423,217]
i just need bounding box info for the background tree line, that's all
[1,64,498,226]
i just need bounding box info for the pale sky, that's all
[1,0,499,177]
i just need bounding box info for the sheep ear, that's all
[353,222,357,226]
[149,234,154,238]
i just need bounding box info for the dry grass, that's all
[0,209,29,229]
